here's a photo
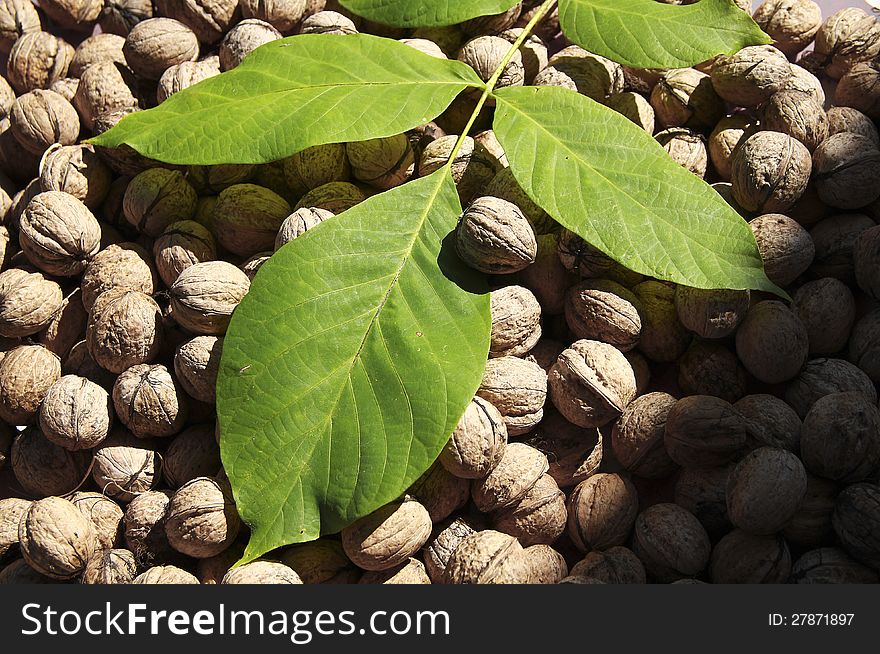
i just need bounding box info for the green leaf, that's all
[217,168,490,562]
[89,34,483,165]
[492,85,780,294]
[558,0,771,69]
[338,0,521,27]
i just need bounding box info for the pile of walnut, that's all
[0,0,879,585]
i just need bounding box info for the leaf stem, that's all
[447,0,557,164]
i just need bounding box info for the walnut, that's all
[38,375,111,451]
[6,31,74,93]
[809,212,875,282]
[18,191,100,277]
[484,167,551,233]
[790,547,879,584]
[634,503,711,582]
[814,7,880,79]
[222,561,302,584]
[11,427,92,497]
[133,565,199,584]
[10,89,79,155]
[346,134,414,190]
[92,429,159,501]
[0,269,63,338]
[461,3,521,35]
[535,46,623,101]
[813,134,880,210]
[832,483,880,570]
[218,19,279,70]
[423,518,477,583]
[782,63,826,104]
[241,251,271,280]
[491,473,565,547]
[655,127,708,178]
[826,106,880,146]
[165,476,240,559]
[708,529,791,583]
[564,279,641,352]
[154,0,239,43]
[782,474,837,548]
[489,285,541,357]
[81,243,156,312]
[283,144,350,197]
[731,131,812,213]
[567,473,638,552]
[157,57,221,103]
[734,393,801,453]
[240,0,307,33]
[632,281,690,363]
[569,546,646,584]
[188,162,253,195]
[604,91,655,134]
[69,33,126,77]
[86,289,162,374]
[63,340,115,390]
[457,36,524,96]
[442,529,531,584]
[280,539,361,584]
[19,496,97,579]
[357,558,429,584]
[708,115,754,181]
[785,357,877,418]
[0,558,55,583]
[419,135,497,205]
[162,424,221,489]
[456,196,537,274]
[81,548,138,584]
[735,300,809,384]
[498,28,547,84]
[100,0,153,37]
[69,491,123,551]
[73,63,139,134]
[169,261,251,335]
[471,442,548,512]
[212,183,291,257]
[123,18,199,79]
[0,344,60,425]
[548,339,636,429]
[650,68,724,131]
[113,363,187,438]
[521,544,567,584]
[341,496,431,571]
[664,395,746,468]
[0,497,30,559]
[39,144,112,209]
[611,392,678,479]
[408,461,468,523]
[800,392,880,483]
[477,356,546,436]
[761,90,828,152]
[40,0,102,31]
[300,10,358,36]
[439,396,507,480]
[674,285,749,339]
[174,335,222,404]
[710,45,791,107]
[673,464,734,538]
[400,37,447,59]
[0,0,40,55]
[793,278,854,356]
[123,489,173,565]
[195,543,246,584]
[522,410,602,488]
[751,213,815,288]
[123,168,198,238]
[753,0,822,57]
[153,220,216,287]
[275,207,333,250]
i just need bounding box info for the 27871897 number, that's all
[768,614,855,627]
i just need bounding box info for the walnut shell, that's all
[154,0,239,44]
[800,392,880,483]
[813,134,880,210]
[484,167,551,233]
[0,1,40,55]
[423,517,477,583]
[655,127,708,178]
[632,503,711,582]
[489,285,541,357]
[19,191,100,276]
[86,289,162,374]
[81,243,156,312]
[675,286,750,340]
[630,281,690,363]
[157,57,220,103]
[456,196,537,274]
[153,220,216,287]
[346,134,414,190]
[162,424,221,489]
[814,7,880,79]
[299,10,358,36]
[710,44,792,107]
[708,115,755,181]
[283,143,350,197]
[535,46,623,101]
[165,476,240,559]
[650,67,724,131]
[457,36,524,93]
[341,496,432,571]
[212,183,291,257]
[174,335,222,404]
[522,410,602,488]
[92,429,160,501]
[39,144,111,211]
[10,89,79,155]
[751,212,815,287]
[219,19,281,71]
[471,442,548,512]
[0,269,63,338]
[169,261,250,335]
[0,497,30,559]
[359,558,430,584]
[7,31,74,93]
[0,558,56,583]
[123,18,199,80]
[790,547,879,584]
[569,546,646,584]
[548,339,637,429]
[112,363,188,438]
[735,300,809,384]
[419,135,497,205]
[605,91,655,134]
[222,561,302,584]
[477,356,547,436]
[72,61,138,131]
[442,529,531,584]
[826,106,880,147]
[408,461,468,523]
[809,212,875,282]
[673,464,734,538]
[734,393,801,453]
[69,491,123,551]
[81,548,138,584]
[731,131,811,213]
[785,357,877,418]
[69,33,126,76]
[664,395,747,468]
[726,447,807,535]
[440,396,506,480]
[11,426,92,497]
[39,375,112,451]
[832,483,880,570]
[835,60,880,121]
[753,0,822,57]
[782,474,837,548]
[40,0,102,31]
[491,472,565,546]
[133,565,199,584]
[240,0,307,33]
[0,344,61,424]
[564,279,641,352]
[280,539,361,584]
[611,391,678,479]
[123,168,198,237]
[19,496,97,579]
[761,90,828,153]
[123,489,173,565]
[566,473,638,552]
[708,529,791,583]
[275,207,333,250]
[849,307,880,383]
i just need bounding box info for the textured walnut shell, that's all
[548,339,636,429]
[753,0,822,57]
[849,308,880,383]
[280,540,361,584]
[157,57,221,103]
[72,61,139,131]
[710,45,792,107]
[212,183,291,257]
[170,261,251,335]
[832,483,880,570]
[219,19,281,71]
[782,474,837,548]
[726,447,807,535]
[123,168,198,237]
[564,279,641,352]
[162,424,221,489]
[39,144,111,209]
[566,473,638,552]
[491,473,565,547]
[86,289,162,374]
[283,143,350,197]
[408,461,469,523]
[674,286,749,339]
[631,281,690,363]
[761,90,828,152]
[0,344,61,424]
[800,392,880,483]
[19,496,97,579]
[0,269,63,338]
[813,134,880,210]
[81,548,138,584]
[0,497,30,559]
[477,356,546,436]
[341,497,432,571]
[518,544,565,584]
[611,391,678,479]
[419,136,497,205]
[632,503,711,582]
[346,134,414,190]
[424,518,477,583]
[734,393,801,453]
[81,242,155,310]
[835,60,880,122]
[173,335,222,404]
[113,363,188,438]
[522,410,602,488]
[489,285,541,358]
[470,441,547,514]
[664,395,746,468]
[709,529,791,583]
[165,476,240,559]
[790,547,879,584]
[569,546,646,584]
[484,167,551,233]
[750,213,814,287]
[735,300,809,384]
[809,213,875,283]
[0,0,40,55]
[69,491,123,551]
[606,91,655,134]
[827,107,880,148]
[153,220,216,287]
[187,161,254,195]
[655,127,707,178]
[19,191,100,276]
[123,18,199,79]
[7,31,74,93]
[40,0,102,31]
[92,429,159,501]
[785,357,877,418]
[10,89,79,155]
[359,558,430,585]
[123,489,173,565]
[457,36,524,92]
[650,67,724,131]
[442,529,531,584]
[673,464,734,538]
[133,565,199,584]
[70,32,126,76]
[814,7,880,79]
[37,287,87,359]
[39,375,112,451]
[11,427,91,497]
[241,0,308,33]
[275,207,333,250]
[222,561,302,584]
[535,46,623,101]
[154,0,239,44]
[731,131,811,213]
[0,558,56,583]
[456,196,537,274]
[708,115,754,181]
